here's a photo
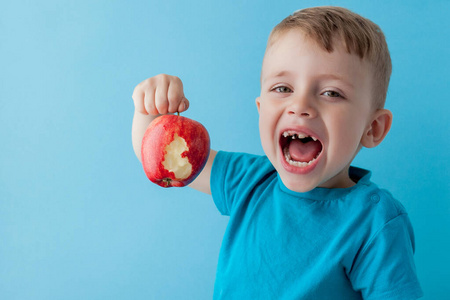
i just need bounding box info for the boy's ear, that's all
[361,109,393,148]
[255,97,261,113]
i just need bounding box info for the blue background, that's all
[1,0,449,299]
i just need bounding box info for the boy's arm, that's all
[131,111,156,163]
[131,74,215,194]
[188,149,216,194]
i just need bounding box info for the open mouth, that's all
[280,130,323,167]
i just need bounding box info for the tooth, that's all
[292,135,296,139]
[311,136,317,141]
[283,132,289,137]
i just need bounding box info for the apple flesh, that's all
[141,114,210,188]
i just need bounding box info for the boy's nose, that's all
[287,96,317,118]
[289,109,313,117]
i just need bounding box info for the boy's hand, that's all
[132,74,189,116]
[132,75,189,163]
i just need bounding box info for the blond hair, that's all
[269,6,392,108]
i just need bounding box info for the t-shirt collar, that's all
[277,166,372,201]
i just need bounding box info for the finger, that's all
[132,86,147,114]
[167,77,185,113]
[177,97,190,113]
[144,87,158,115]
[154,77,169,115]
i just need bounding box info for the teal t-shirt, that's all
[211,151,423,300]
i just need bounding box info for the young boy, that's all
[132,6,423,299]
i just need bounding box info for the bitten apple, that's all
[141,114,210,188]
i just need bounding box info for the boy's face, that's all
[256,29,376,192]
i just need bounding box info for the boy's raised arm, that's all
[131,74,215,194]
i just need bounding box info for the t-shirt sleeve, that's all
[210,151,273,216]
[348,213,423,299]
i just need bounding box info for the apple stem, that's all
[176,112,180,116]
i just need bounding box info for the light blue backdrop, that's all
[1,0,449,299]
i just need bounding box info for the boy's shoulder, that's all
[346,168,409,231]
[216,151,272,169]
[211,151,276,215]
[214,151,276,184]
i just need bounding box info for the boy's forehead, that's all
[264,29,341,65]
[261,30,321,75]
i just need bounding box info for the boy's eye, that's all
[272,86,293,93]
[322,90,342,98]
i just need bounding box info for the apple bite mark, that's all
[162,134,192,181]
[280,131,323,167]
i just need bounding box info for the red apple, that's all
[141,114,210,188]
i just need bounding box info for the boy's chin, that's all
[279,168,356,192]
[279,175,319,193]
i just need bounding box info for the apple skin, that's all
[141,114,210,188]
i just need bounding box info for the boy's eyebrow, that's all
[262,71,293,83]
[262,71,355,90]
[317,74,355,90]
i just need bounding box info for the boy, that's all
[132,6,423,299]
